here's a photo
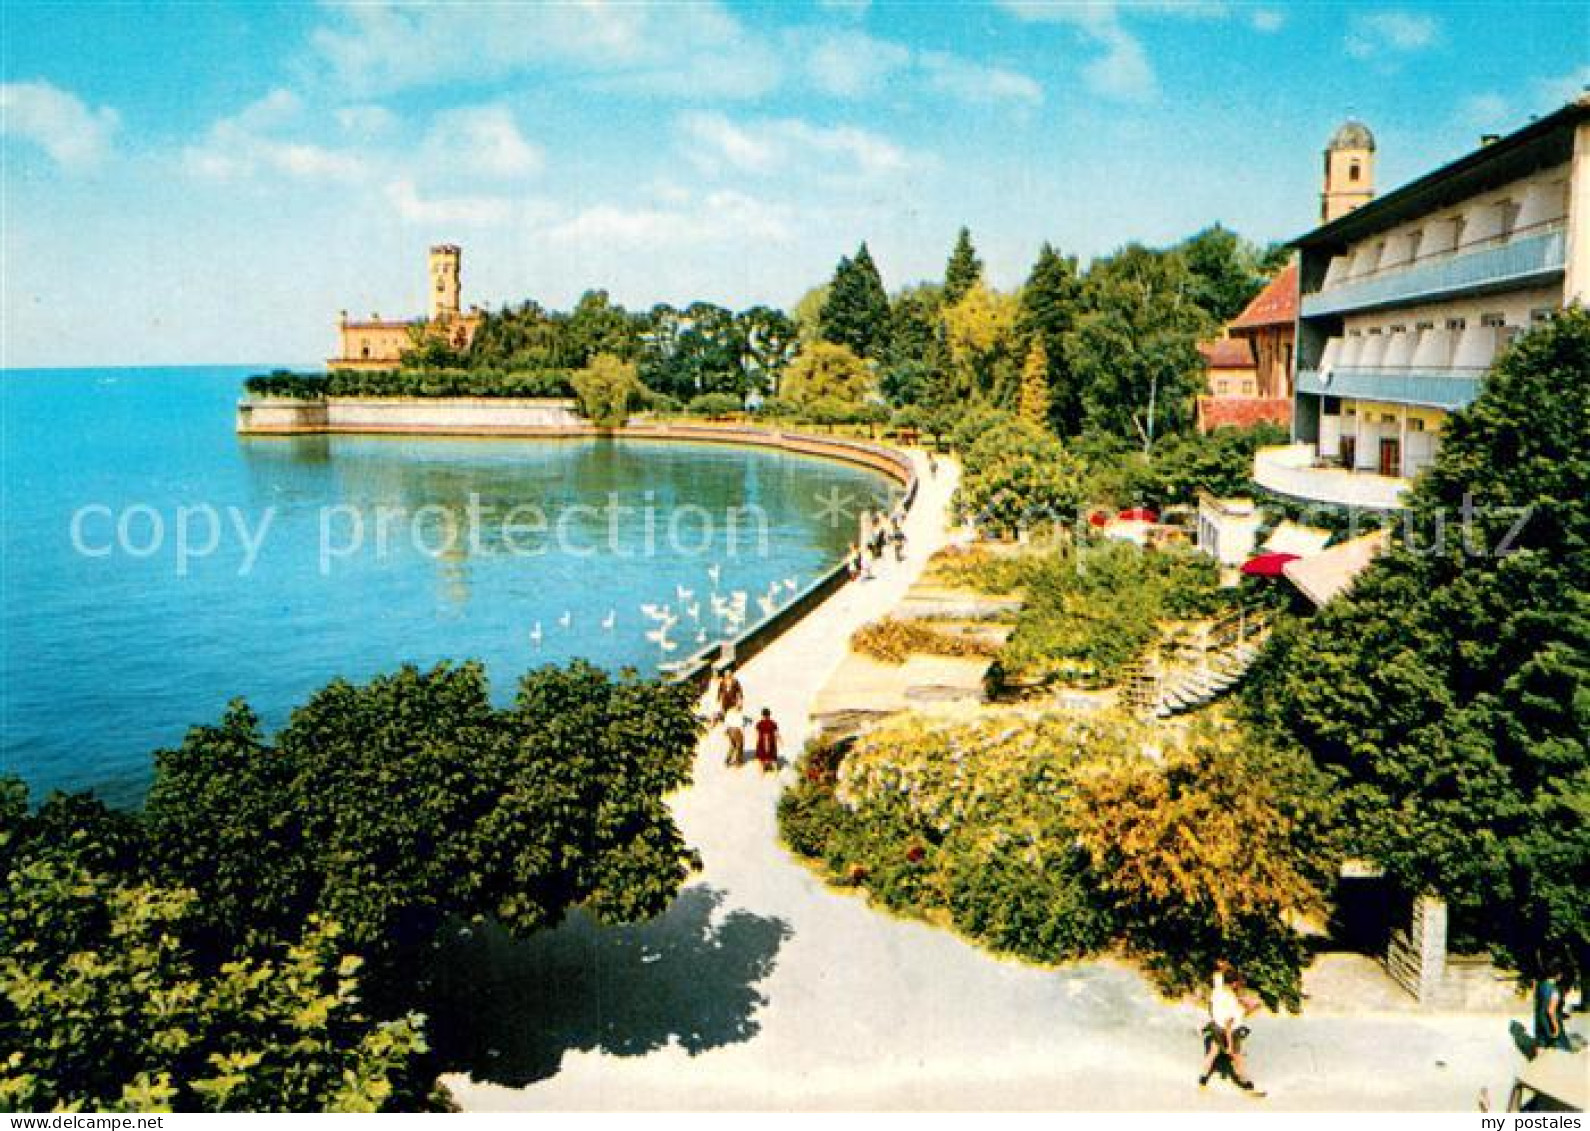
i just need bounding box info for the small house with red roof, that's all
[1228,262,1299,399]
[1195,264,1297,433]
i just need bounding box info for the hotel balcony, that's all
[1253,444,1411,511]
[1295,367,1485,411]
[1301,218,1566,318]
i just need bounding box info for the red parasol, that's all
[1116,508,1159,523]
[1241,552,1300,577]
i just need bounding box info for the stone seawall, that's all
[237,396,585,433]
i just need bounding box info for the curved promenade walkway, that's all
[450,451,1514,1111]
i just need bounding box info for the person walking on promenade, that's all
[1534,966,1574,1052]
[1200,961,1259,1092]
[927,452,938,478]
[848,543,863,581]
[754,708,780,774]
[715,664,744,724]
[723,714,746,767]
[892,518,907,562]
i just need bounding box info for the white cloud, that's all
[995,1,1158,102]
[918,51,1043,106]
[805,31,911,97]
[1250,8,1285,33]
[545,189,794,250]
[1535,65,1590,108]
[421,105,543,179]
[1458,92,1512,130]
[385,179,520,226]
[310,0,778,99]
[0,80,119,170]
[1345,10,1440,61]
[183,90,369,182]
[334,104,401,139]
[678,111,909,180]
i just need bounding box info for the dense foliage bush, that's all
[4,660,701,1110]
[850,618,998,664]
[1245,310,1590,976]
[919,545,1037,597]
[778,713,1328,1001]
[954,416,1088,537]
[994,541,1233,688]
[0,782,433,1112]
[686,392,743,418]
[244,368,573,400]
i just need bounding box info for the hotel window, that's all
[1481,312,1506,328]
[1381,413,1397,425]
[1367,326,1383,335]
[1415,321,1435,331]
[1348,328,1362,337]
[1409,418,1426,432]
[1349,161,1362,182]
[1323,396,1341,415]
[1531,307,1555,324]
[1389,324,1406,333]
[1446,316,1467,331]
[1498,200,1521,239]
[1406,229,1424,260]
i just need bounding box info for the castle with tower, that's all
[328,244,481,372]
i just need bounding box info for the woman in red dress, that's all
[753,708,780,773]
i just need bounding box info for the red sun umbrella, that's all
[1117,507,1158,523]
[1087,509,1111,527]
[1241,551,1300,577]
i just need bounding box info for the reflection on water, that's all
[2,368,892,805]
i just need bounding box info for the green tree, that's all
[955,417,1086,538]
[1070,724,1337,1007]
[781,341,875,407]
[1068,244,1213,446]
[564,290,642,366]
[736,305,798,395]
[818,244,891,361]
[1017,340,1051,427]
[1017,243,1083,434]
[942,226,983,305]
[943,282,1020,402]
[0,783,431,1112]
[144,662,701,959]
[570,353,644,427]
[1245,309,1590,975]
[1178,225,1268,324]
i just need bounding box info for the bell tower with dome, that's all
[1321,120,1376,223]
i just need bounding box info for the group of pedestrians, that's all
[848,507,908,582]
[708,664,780,774]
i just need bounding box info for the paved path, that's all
[447,452,1520,1111]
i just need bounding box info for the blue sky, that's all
[3,1,1585,367]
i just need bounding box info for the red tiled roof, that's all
[1197,337,1255,370]
[1228,263,1299,330]
[1196,396,1292,433]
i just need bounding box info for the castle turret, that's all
[429,244,462,321]
[1321,120,1376,224]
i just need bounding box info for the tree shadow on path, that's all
[428,884,793,1088]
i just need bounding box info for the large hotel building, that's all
[1255,95,1590,510]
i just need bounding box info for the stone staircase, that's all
[1120,606,1273,719]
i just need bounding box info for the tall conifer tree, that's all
[943,227,983,305]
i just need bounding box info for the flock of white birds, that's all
[527,562,800,656]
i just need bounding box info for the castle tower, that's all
[1321,120,1376,224]
[428,244,462,321]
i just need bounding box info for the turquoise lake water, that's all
[0,367,894,807]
